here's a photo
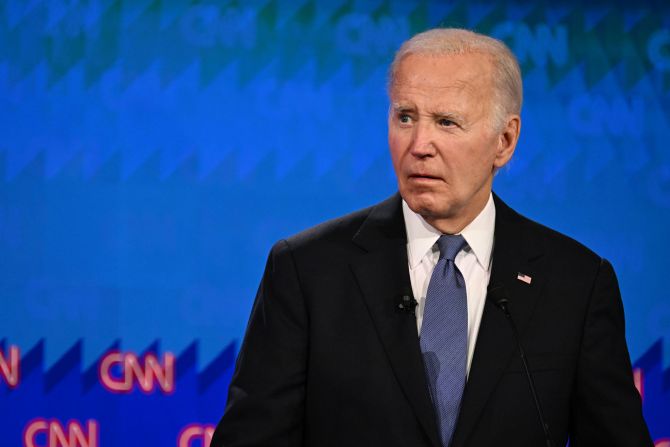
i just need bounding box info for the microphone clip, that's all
[395,293,418,315]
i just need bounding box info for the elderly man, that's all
[211,28,652,447]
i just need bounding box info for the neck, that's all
[424,191,490,235]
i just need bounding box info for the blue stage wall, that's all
[1,1,669,446]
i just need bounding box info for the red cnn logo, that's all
[0,344,20,388]
[177,424,215,447]
[23,419,98,447]
[99,350,175,394]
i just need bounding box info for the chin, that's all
[404,193,446,218]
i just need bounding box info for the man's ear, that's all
[493,114,521,169]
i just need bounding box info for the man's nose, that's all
[409,121,437,157]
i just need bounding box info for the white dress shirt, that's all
[402,194,496,376]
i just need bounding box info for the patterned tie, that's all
[420,234,469,447]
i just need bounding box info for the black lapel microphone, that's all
[395,290,418,315]
[487,283,554,447]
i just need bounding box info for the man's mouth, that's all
[408,173,442,181]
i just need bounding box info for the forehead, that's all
[389,53,494,105]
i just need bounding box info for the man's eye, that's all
[438,118,455,127]
[398,114,412,124]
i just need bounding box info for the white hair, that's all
[388,28,523,130]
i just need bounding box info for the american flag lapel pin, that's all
[517,272,532,284]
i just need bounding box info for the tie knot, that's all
[436,234,468,261]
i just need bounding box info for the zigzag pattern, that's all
[1,1,669,181]
[1,1,669,444]
[1,338,237,446]
[1,337,237,392]
[2,338,669,443]
[0,65,667,184]
[0,0,667,86]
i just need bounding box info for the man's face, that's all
[388,52,515,232]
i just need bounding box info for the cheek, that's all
[387,133,405,167]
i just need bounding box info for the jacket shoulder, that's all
[495,195,602,266]
[517,212,604,273]
[275,199,383,255]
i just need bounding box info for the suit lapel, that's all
[350,194,442,447]
[451,194,548,446]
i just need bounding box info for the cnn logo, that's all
[0,344,20,388]
[23,419,98,447]
[99,350,175,394]
[178,424,215,447]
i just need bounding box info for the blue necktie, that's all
[420,234,468,447]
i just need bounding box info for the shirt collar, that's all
[402,193,496,271]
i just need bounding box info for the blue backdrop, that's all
[1,0,669,446]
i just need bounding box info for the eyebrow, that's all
[390,102,416,113]
[391,103,466,123]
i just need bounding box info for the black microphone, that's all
[395,291,418,315]
[487,283,553,447]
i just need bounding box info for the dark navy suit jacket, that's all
[212,193,652,446]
